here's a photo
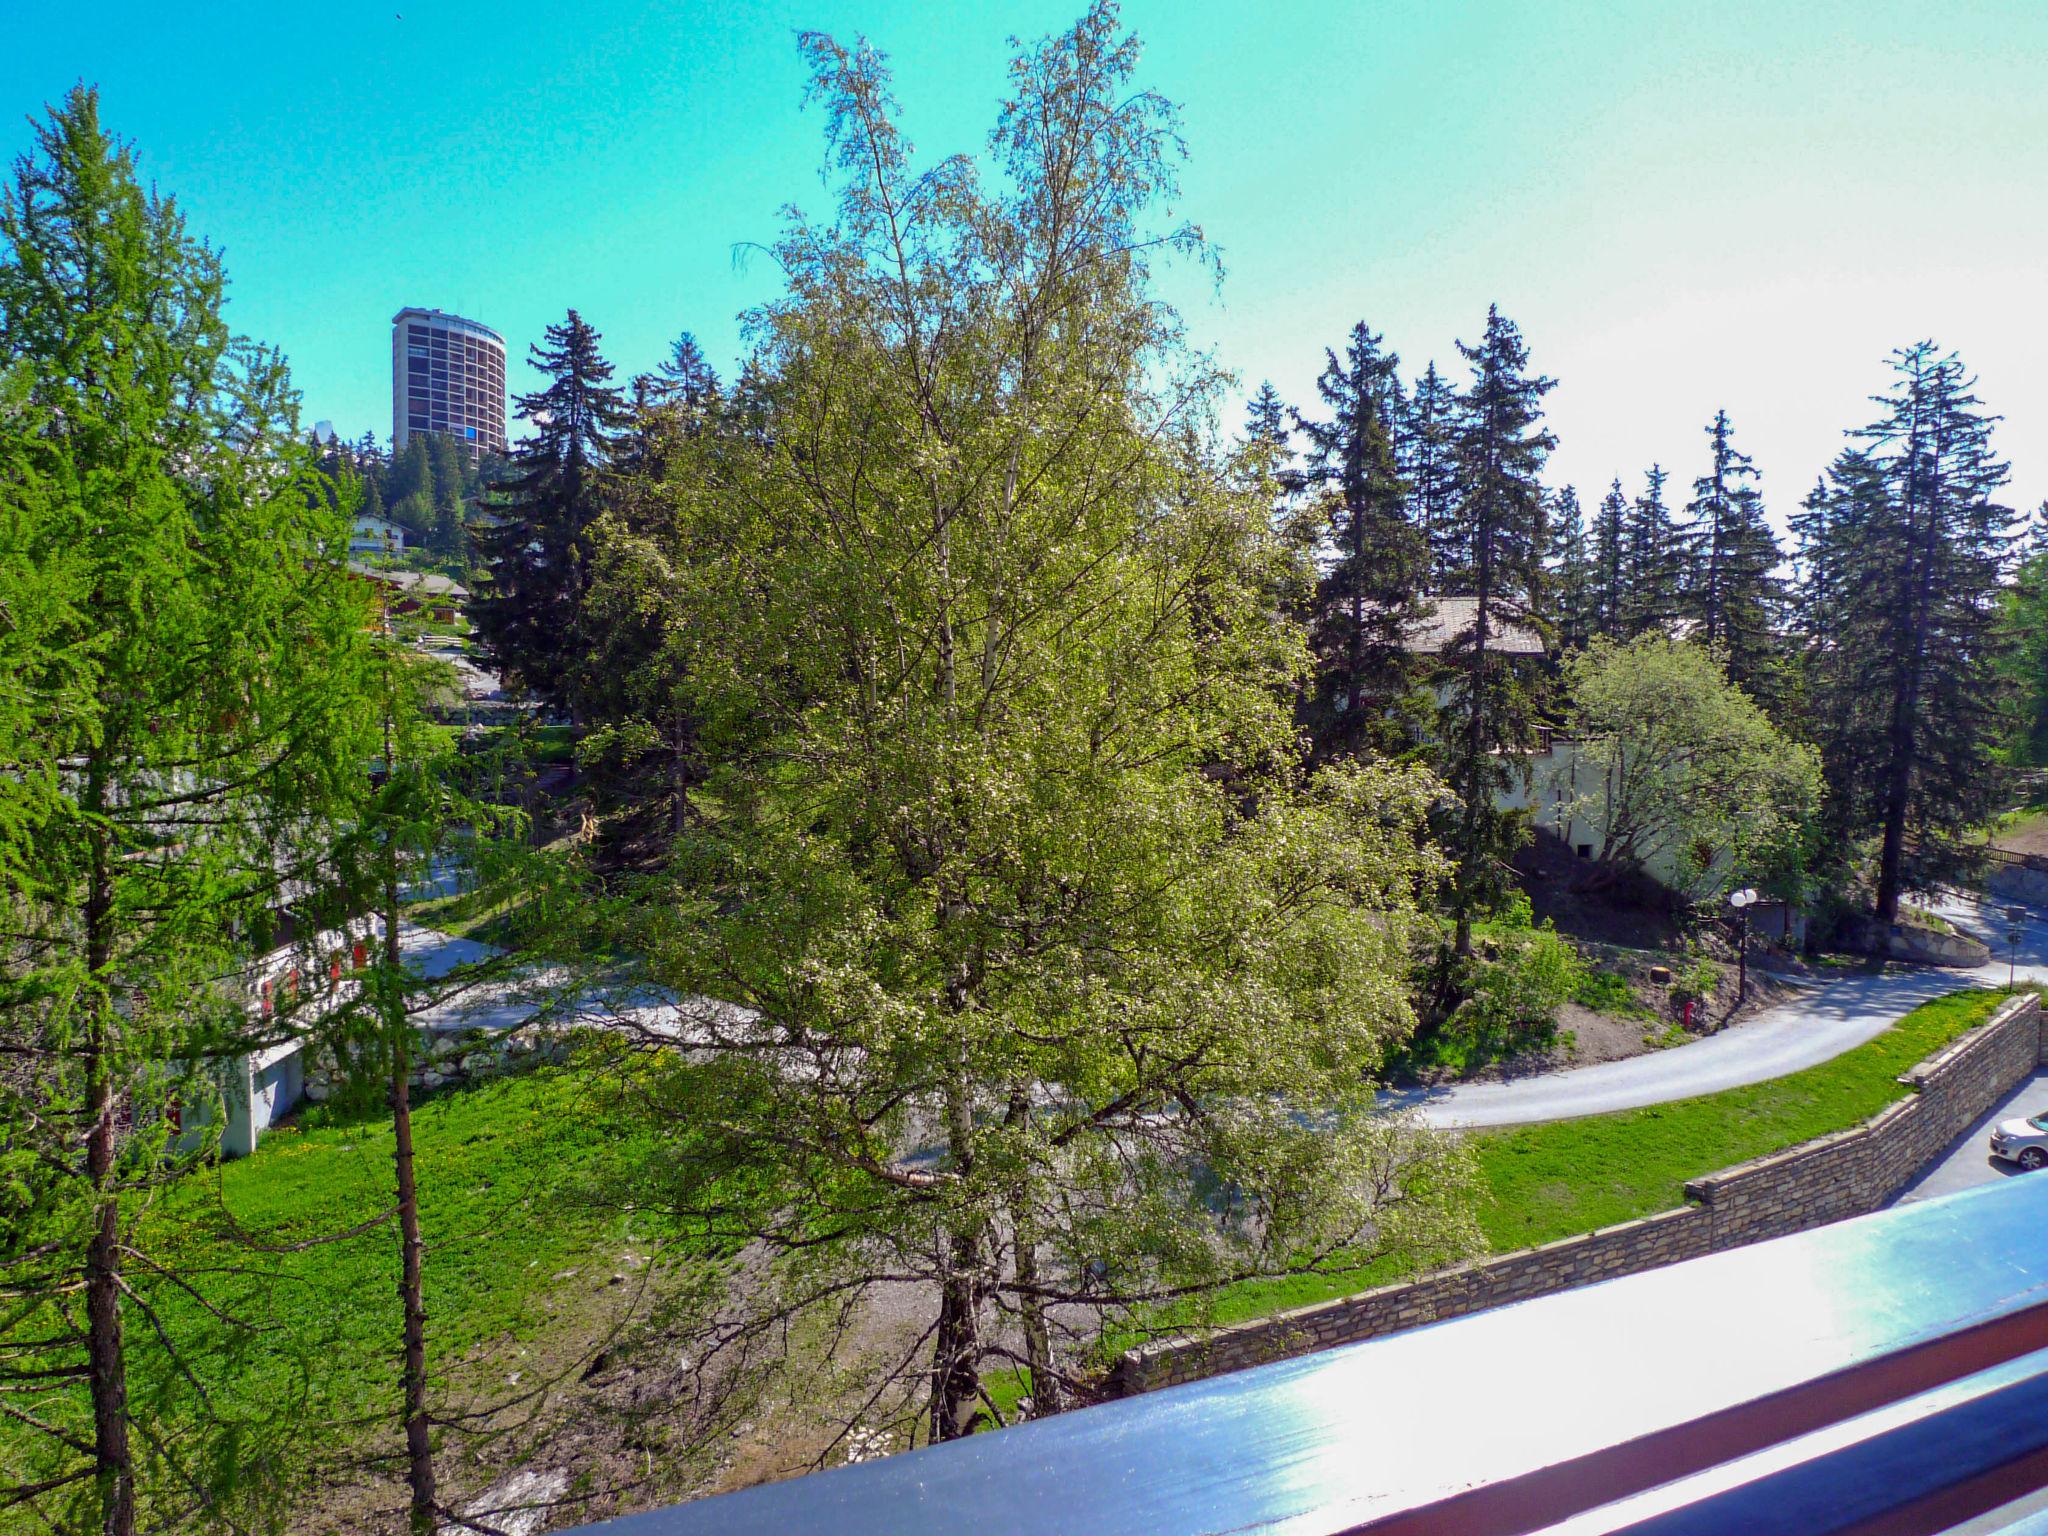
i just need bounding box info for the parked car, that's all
[1990,1114,2048,1170]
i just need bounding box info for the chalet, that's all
[349,512,408,556]
[348,562,470,625]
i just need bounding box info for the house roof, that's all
[347,562,470,601]
[1393,596,1545,655]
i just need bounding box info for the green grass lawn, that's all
[405,880,527,944]
[1188,987,2024,1333]
[5,1062,687,1515]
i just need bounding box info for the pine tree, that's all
[1297,323,1430,756]
[1681,409,1784,702]
[1811,344,2018,921]
[1437,305,1555,959]
[572,340,732,864]
[1620,463,1685,636]
[1405,360,1462,589]
[1591,478,1628,638]
[471,309,628,716]
[1548,483,1595,651]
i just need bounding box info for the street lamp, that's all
[2008,906,2029,990]
[1728,888,1759,1007]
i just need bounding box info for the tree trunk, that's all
[386,864,437,1534]
[929,1235,984,1442]
[85,1027,134,1536]
[1004,1091,1062,1419]
[1875,457,1935,925]
[1013,1220,1061,1418]
[83,774,136,1536]
[930,1078,983,1442]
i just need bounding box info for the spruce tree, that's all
[1243,380,1288,454]
[1404,360,1462,589]
[1791,453,1881,861]
[471,309,628,716]
[1297,322,1430,756]
[2004,547,2048,767]
[1591,478,1628,638]
[1620,464,1686,636]
[426,431,470,558]
[1810,344,2018,921]
[1437,305,1555,959]
[1548,483,1595,652]
[574,342,729,864]
[1681,409,1784,702]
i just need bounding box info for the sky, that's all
[9,0,2048,525]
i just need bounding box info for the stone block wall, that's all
[301,1021,575,1104]
[1115,992,2042,1396]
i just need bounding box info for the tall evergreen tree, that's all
[0,88,376,1534]
[1297,322,1430,756]
[1809,344,2018,921]
[2003,547,2048,768]
[1404,360,1462,589]
[1681,409,1784,701]
[1243,380,1288,453]
[425,431,471,557]
[1591,477,1628,638]
[471,309,628,716]
[1548,483,1596,652]
[1619,464,1685,636]
[1437,305,1555,959]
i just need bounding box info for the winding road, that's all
[1385,891,2048,1130]
[399,875,2048,1134]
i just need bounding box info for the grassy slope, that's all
[129,1064,672,1482]
[1201,987,2020,1329]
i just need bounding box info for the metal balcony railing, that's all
[565,1173,2048,1536]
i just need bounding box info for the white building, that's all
[350,512,408,556]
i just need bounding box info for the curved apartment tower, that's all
[391,307,508,457]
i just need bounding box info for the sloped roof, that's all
[1394,596,1545,655]
[348,562,470,601]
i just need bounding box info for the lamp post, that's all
[2008,907,2029,990]
[1728,888,1759,1007]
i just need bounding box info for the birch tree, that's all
[590,3,1474,1450]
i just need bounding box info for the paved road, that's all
[1389,891,2048,1130]
[396,881,2048,1133]
[1892,1067,2048,1206]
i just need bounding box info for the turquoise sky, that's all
[9,0,2048,521]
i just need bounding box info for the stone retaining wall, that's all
[301,1021,577,1104]
[1991,853,2048,907]
[1114,992,2043,1395]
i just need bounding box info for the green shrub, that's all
[1462,924,1586,1037]
[1671,957,1720,1007]
[1574,969,1643,1016]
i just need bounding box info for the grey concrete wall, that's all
[1114,993,2042,1396]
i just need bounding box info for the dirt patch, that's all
[1513,830,1688,951]
[1993,811,2048,860]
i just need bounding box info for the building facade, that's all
[391,307,508,457]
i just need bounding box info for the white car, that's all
[1989,1114,2048,1170]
